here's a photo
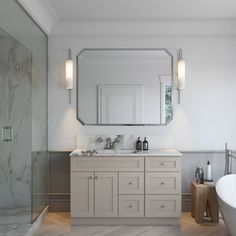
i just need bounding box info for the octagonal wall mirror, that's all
[77,49,173,126]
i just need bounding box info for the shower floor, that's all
[0,207,32,236]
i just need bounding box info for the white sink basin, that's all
[95,150,115,154]
[95,149,137,155]
[114,149,137,154]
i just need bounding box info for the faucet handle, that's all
[96,137,104,143]
[114,135,121,143]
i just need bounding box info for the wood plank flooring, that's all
[34,213,229,236]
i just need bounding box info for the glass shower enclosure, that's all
[0,0,48,234]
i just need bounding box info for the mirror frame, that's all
[76,48,174,126]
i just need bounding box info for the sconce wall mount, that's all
[65,48,73,104]
[177,48,186,104]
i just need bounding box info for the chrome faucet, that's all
[224,143,236,175]
[104,135,121,149]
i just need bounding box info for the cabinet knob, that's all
[128,204,132,208]
[161,181,165,185]
[95,176,98,179]
[88,176,93,179]
[128,182,132,185]
[161,204,165,209]
[160,162,165,166]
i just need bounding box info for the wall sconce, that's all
[65,48,73,104]
[177,49,185,104]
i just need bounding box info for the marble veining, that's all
[0,27,32,209]
[75,134,175,150]
[70,148,182,157]
[0,207,31,236]
[0,24,48,230]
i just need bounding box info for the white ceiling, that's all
[49,0,236,19]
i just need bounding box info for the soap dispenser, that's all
[136,137,142,151]
[143,137,148,151]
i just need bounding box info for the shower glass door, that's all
[0,0,48,233]
[0,26,33,228]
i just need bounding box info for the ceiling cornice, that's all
[17,0,59,34]
[50,18,236,36]
[42,0,59,23]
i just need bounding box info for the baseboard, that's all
[49,194,192,213]
[26,206,48,236]
[72,217,180,226]
[182,193,192,212]
[49,193,70,212]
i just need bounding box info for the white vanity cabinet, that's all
[71,155,181,225]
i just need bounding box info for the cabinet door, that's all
[71,172,94,217]
[95,172,118,217]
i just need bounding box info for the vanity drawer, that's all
[145,173,181,194]
[119,172,144,194]
[119,195,144,217]
[145,195,181,217]
[145,157,181,172]
[71,157,144,171]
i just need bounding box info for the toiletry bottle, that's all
[199,167,204,184]
[195,167,200,184]
[143,137,148,151]
[136,137,142,151]
[196,173,200,185]
[206,161,212,181]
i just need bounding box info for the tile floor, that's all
[0,207,31,236]
[34,213,229,236]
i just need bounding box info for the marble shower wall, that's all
[0,28,32,210]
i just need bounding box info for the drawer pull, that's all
[128,182,132,185]
[161,181,165,185]
[161,204,165,209]
[160,162,165,167]
[95,176,98,179]
[88,176,93,179]
[128,204,133,208]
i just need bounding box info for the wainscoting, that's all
[49,152,70,212]
[48,151,229,212]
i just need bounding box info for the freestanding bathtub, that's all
[216,174,236,236]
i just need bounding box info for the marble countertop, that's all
[70,149,182,157]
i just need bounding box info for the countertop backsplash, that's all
[75,134,175,150]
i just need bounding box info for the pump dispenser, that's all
[143,137,148,151]
[206,161,212,181]
[136,137,142,151]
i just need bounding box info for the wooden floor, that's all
[34,213,229,236]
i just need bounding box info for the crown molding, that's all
[17,0,59,34]
[42,0,59,23]
[50,18,236,36]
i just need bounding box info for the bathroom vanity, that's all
[70,149,182,225]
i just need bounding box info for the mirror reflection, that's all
[77,49,173,125]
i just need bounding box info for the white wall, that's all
[48,20,236,151]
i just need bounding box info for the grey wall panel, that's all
[49,152,70,212]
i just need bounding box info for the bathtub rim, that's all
[216,174,236,209]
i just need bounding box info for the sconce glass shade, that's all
[177,59,185,90]
[66,59,73,89]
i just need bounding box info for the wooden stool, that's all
[191,181,219,223]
